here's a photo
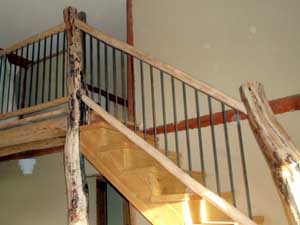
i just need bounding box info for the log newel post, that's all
[240,82,300,225]
[63,6,89,225]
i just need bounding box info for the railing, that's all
[76,19,256,221]
[0,24,67,114]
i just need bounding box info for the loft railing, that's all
[0,24,67,114]
[76,19,256,221]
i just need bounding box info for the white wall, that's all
[0,0,127,48]
[132,1,300,225]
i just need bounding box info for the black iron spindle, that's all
[89,35,94,100]
[29,42,35,106]
[21,44,30,110]
[48,34,53,101]
[236,111,253,218]
[97,40,101,105]
[195,90,205,185]
[1,57,7,113]
[55,32,60,99]
[7,63,13,112]
[160,71,168,154]
[222,103,236,205]
[35,39,41,105]
[140,61,147,139]
[183,83,192,175]
[104,44,109,112]
[0,56,4,113]
[171,77,180,166]
[62,31,66,97]
[121,52,127,124]
[11,50,18,111]
[150,66,157,147]
[17,47,24,109]
[42,37,47,103]
[113,48,117,117]
[208,96,221,194]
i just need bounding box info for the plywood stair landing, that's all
[80,119,264,225]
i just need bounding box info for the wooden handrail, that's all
[240,82,300,225]
[75,19,247,114]
[0,23,65,56]
[0,97,69,120]
[81,94,257,225]
[147,94,300,134]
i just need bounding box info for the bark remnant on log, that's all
[240,82,300,225]
[63,6,89,225]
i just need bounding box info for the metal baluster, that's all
[140,61,146,139]
[21,45,29,110]
[0,57,4,113]
[195,90,205,184]
[160,71,168,154]
[183,83,192,175]
[12,50,19,111]
[17,47,24,109]
[1,57,7,113]
[222,103,236,205]
[35,40,41,105]
[171,77,180,166]
[104,44,109,112]
[236,111,253,218]
[42,37,47,103]
[97,40,101,105]
[208,96,221,194]
[113,48,118,117]
[55,32,60,99]
[89,35,94,100]
[121,52,127,124]
[7,62,12,112]
[150,66,157,147]
[132,57,137,132]
[62,31,66,97]
[48,34,53,101]
[29,42,35,106]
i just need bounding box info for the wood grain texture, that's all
[0,23,65,56]
[0,97,68,120]
[64,6,89,225]
[75,20,247,114]
[0,108,68,130]
[81,94,257,225]
[0,117,67,149]
[240,82,300,225]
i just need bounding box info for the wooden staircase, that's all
[80,117,264,225]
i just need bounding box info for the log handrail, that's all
[0,97,69,120]
[0,23,66,56]
[81,94,257,225]
[75,19,247,114]
[240,82,300,225]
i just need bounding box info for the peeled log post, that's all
[240,82,300,225]
[63,7,89,225]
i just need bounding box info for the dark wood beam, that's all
[147,94,300,135]
[0,146,63,161]
[96,176,108,225]
[86,84,128,107]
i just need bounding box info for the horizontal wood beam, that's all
[75,19,247,114]
[0,145,63,161]
[86,84,128,107]
[0,97,68,120]
[147,94,300,135]
[0,23,65,56]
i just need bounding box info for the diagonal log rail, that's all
[74,19,247,114]
[81,93,258,225]
[240,82,300,225]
